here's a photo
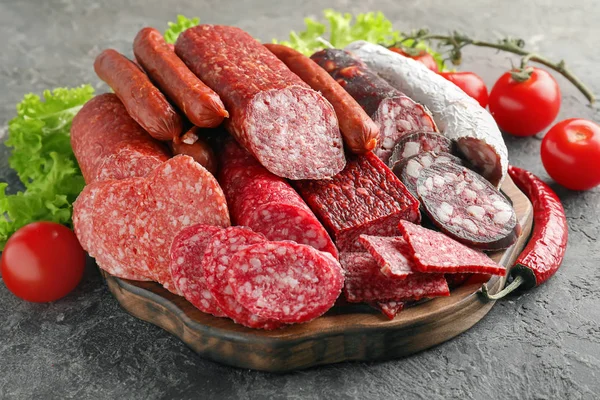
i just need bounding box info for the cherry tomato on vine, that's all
[541,118,600,191]
[1,222,86,302]
[439,71,489,108]
[488,67,561,136]
[388,47,439,72]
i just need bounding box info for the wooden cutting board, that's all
[102,176,533,372]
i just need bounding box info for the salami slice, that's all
[372,301,405,320]
[294,152,420,252]
[398,220,506,275]
[202,227,282,330]
[310,49,437,163]
[388,131,453,168]
[394,151,463,198]
[358,235,416,279]
[169,224,225,316]
[339,252,449,302]
[444,273,472,289]
[416,162,519,250]
[176,25,345,180]
[228,241,344,324]
[71,93,170,184]
[218,139,338,258]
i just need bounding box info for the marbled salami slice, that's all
[202,227,282,330]
[417,162,519,250]
[398,220,506,275]
[229,241,344,324]
[169,224,225,316]
[294,152,420,252]
[394,151,463,198]
[339,252,449,302]
[218,139,337,257]
[95,139,169,182]
[358,235,416,279]
[372,301,405,320]
[388,131,453,168]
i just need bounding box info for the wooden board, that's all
[102,176,533,372]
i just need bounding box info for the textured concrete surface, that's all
[0,0,599,398]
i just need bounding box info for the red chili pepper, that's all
[481,166,568,300]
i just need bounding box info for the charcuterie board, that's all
[101,176,532,372]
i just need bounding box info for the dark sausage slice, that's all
[263,43,379,154]
[133,27,228,129]
[393,151,463,198]
[310,49,437,163]
[175,25,345,180]
[388,131,454,168]
[94,49,183,141]
[170,127,217,175]
[71,93,170,184]
[416,162,520,250]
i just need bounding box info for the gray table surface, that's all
[1,0,599,398]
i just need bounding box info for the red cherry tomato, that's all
[439,71,489,108]
[1,222,85,302]
[541,118,600,191]
[488,67,561,136]
[388,47,439,72]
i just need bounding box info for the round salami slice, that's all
[95,139,168,182]
[416,162,520,250]
[388,131,453,168]
[202,227,282,330]
[228,241,344,324]
[169,224,225,317]
[394,151,463,197]
[72,184,103,254]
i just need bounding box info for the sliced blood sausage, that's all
[133,27,228,128]
[175,25,345,180]
[339,252,449,302]
[170,127,217,175]
[94,49,183,141]
[417,162,519,250]
[202,227,282,330]
[310,49,437,163]
[394,151,463,198]
[398,220,506,275]
[218,139,338,258]
[228,241,344,324]
[263,43,380,154]
[358,235,416,279]
[388,131,453,168]
[371,301,405,320]
[294,152,420,252]
[71,94,170,184]
[169,224,225,316]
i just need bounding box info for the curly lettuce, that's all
[164,15,200,44]
[0,85,94,249]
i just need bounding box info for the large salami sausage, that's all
[133,27,229,128]
[294,152,420,252]
[310,49,437,163]
[175,25,345,180]
[416,162,519,250]
[218,139,338,258]
[263,43,380,154]
[94,49,183,141]
[71,94,170,184]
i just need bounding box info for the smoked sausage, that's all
[170,127,217,175]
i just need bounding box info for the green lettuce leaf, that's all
[0,85,94,249]
[164,15,200,44]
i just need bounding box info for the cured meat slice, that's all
[339,252,449,302]
[372,301,405,320]
[175,25,345,180]
[310,49,437,163]
[388,131,453,168]
[202,227,282,330]
[445,273,472,289]
[345,41,508,186]
[417,162,519,250]
[218,139,338,258]
[358,235,416,279]
[398,220,506,275]
[393,151,463,198]
[294,152,420,252]
[71,93,170,184]
[229,241,344,324]
[169,224,225,316]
